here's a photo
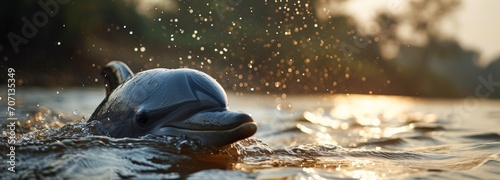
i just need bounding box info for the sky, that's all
[455,0,500,66]
[341,0,500,66]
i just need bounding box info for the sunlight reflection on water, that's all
[272,94,467,149]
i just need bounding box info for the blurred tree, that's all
[375,0,464,97]
[482,57,500,98]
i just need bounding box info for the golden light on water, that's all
[351,169,378,180]
[297,95,434,147]
[296,123,336,145]
[302,168,327,180]
[303,111,343,129]
[222,94,496,179]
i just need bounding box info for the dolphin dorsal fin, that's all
[101,61,134,96]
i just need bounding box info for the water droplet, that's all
[276,103,292,111]
[274,82,281,88]
[57,42,61,45]
[158,18,162,21]
[140,47,146,52]
[129,31,133,35]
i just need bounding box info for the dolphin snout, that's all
[180,111,254,130]
[153,111,257,147]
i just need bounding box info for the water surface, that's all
[1,88,500,179]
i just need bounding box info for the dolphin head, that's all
[90,61,257,148]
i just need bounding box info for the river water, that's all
[1,88,499,179]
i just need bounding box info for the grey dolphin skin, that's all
[89,61,257,148]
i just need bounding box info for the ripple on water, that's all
[1,92,500,179]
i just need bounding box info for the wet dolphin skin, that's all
[89,61,257,148]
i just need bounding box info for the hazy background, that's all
[1,0,500,98]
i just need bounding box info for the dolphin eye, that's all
[137,117,148,125]
[135,110,149,126]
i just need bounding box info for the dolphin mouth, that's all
[171,110,255,130]
[153,122,258,148]
[151,111,258,147]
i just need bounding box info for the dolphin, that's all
[89,61,257,148]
